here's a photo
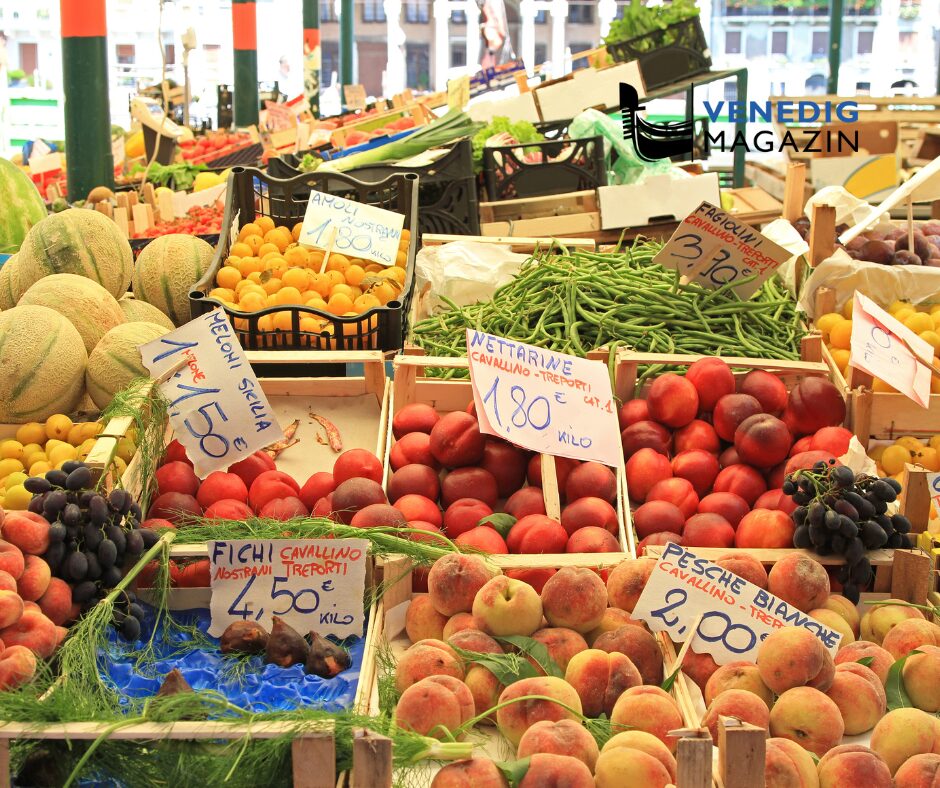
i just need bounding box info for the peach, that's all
[227,451,276,491]
[393,403,440,439]
[0,644,36,690]
[755,488,798,514]
[155,461,200,497]
[0,571,16,593]
[350,503,405,529]
[395,639,464,692]
[430,758,508,788]
[565,648,641,717]
[163,439,191,465]
[480,440,528,498]
[682,513,735,548]
[674,418,721,455]
[740,369,788,413]
[390,432,440,471]
[610,686,683,752]
[0,590,23,629]
[447,628,501,654]
[331,478,387,524]
[769,686,844,757]
[147,492,202,524]
[195,472,248,510]
[506,567,556,594]
[647,373,699,428]
[517,719,600,771]
[621,419,673,459]
[1,512,50,556]
[441,467,498,509]
[834,640,894,685]
[713,393,763,441]
[0,608,57,658]
[818,744,893,788]
[698,492,750,528]
[714,465,768,507]
[312,494,334,520]
[259,497,309,520]
[715,552,769,590]
[388,464,441,503]
[764,737,819,788]
[895,753,940,788]
[204,499,253,520]
[429,412,485,469]
[518,753,593,788]
[495,676,583,746]
[594,624,663,685]
[735,508,796,548]
[505,514,567,554]
[871,707,940,775]
[404,521,447,547]
[809,609,855,646]
[37,577,72,626]
[428,554,498,617]
[646,477,699,519]
[406,596,448,643]
[394,494,443,528]
[443,498,493,538]
[333,448,383,485]
[735,413,793,469]
[672,450,720,497]
[16,555,50,602]
[619,398,650,429]
[883,618,940,659]
[529,628,588,673]
[861,600,925,645]
[633,500,685,540]
[758,627,828,694]
[566,462,617,504]
[560,497,618,536]
[472,576,543,637]
[705,661,774,707]
[443,614,481,640]
[626,448,673,504]
[784,378,846,437]
[504,487,546,519]
[540,566,606,634]
[637,532,683,555]
[823,594,861,637]
[395,674,475,739]
[455,526,508,554]
[767,554,830,613]
[464,664,502,722]
[680,649,720,693]
[903,644,940,712]
[586,608,646,645]
[601,730,677,781]
[566,526,620,553]
[527,455,578,490]
[825,662,885,734]
[594,747,672,788]
[686,357,735,413]
[701,688,771,743]
[606,557,655,613]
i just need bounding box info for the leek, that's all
[320,108,481,171]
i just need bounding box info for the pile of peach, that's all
[386,403,622,556]
[622,359,850,553]
[0,508,74,690]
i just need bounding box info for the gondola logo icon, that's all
[620,83,694,162]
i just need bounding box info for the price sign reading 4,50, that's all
[208,538,369,640]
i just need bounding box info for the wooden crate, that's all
[391,353,634,555]
[479,190,601,238]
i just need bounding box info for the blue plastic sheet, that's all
[98,605,365,714]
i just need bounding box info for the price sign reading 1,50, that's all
[481,375,554,435]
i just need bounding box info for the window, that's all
[568,3,593,23]
[856,81,871,94]
[321,41,339,87]
[451,9,466,23]
[534,43,547,64]
[320,1,336,22]
[899,31,918,52]
[363,0,386,22]
[535,9,547,23]
[811,31,828,56]
[746,33,766,57]
[725,30,742,54]
[406,43,430,89]
[857,29,874,54]
[405,0,429,23]
[771,30,787,55]
[723,81,738,102]
[450,43,466,68]
[571,42,592,69]
[115,44,135,65]
[805,73,827,94]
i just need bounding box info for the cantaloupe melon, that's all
[0,157,47,255]
[132,234,214,326]
[15,209,133,301]
[19,273,125,353]
[118,294,175,330]
[86,321,169,409]
[0,256,18,310]
[0,304,88,422]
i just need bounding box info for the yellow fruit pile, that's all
[870,434,940,479]
[0,416,137,511]
[210,216,409,336]
[817,300,940,394]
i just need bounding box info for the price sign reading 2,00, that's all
[228,575,328,621]
[482,376,551,433]
[649,587,758,654]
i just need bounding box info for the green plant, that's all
[605,0,699,47]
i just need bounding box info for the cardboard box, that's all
[597,172,720,229]
[810,153,900,202]
[533,62,645,122]
[467,91,540,124]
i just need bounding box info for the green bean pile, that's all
[411,241,804,379]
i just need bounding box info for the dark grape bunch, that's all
[784,460,911,604]
[23,461,158,639]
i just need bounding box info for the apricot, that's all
[517,719,600,772]
[610,686,683,752]
[825,662,886,734]
[767,554,830,613]
[594,625,663,685]
[388,464,441,503]
[701,688,771,743]
[495,676,583,747]
[429,412,485,469]
[871,707,940,775]
[540,566,606,634]
[395,675,474,739]
[427,554,498,617]
[769,686,844,757]
[405,596,448,643]
[565,648,641,717]
[705,661,774,707]
[817,744,893,788]
[394,638,464,692]
[392,403,440,439]
[333,448,383,484]
[606,557,655,613]
[472,576,543,637]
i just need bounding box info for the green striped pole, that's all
[340,0,354,103]
[303,0,321,118]
[827,0,844,95]
[232,0,259,127]
[60,0,114,201]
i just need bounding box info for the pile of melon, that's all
[0,209,215,423]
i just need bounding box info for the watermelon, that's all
[15,208,133,300]
[0,158,46,254]
[118,294,175,330]
[85,321,169,409]
[19,273,125,353]
[132,234,214,326]
[0,304,88,422]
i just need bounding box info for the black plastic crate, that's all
[269,140,480,236]
[607,16,712,90]
[482,136,607,201]
[190,167,418,352]
[535,119,572,140]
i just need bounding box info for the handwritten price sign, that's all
[466,330,622,467]
[140,309,283,478]
[849,292,933,407]
[208,538,369,639]
[654,201,790,299]
[634,542,841,665]
[299,190,405,267]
